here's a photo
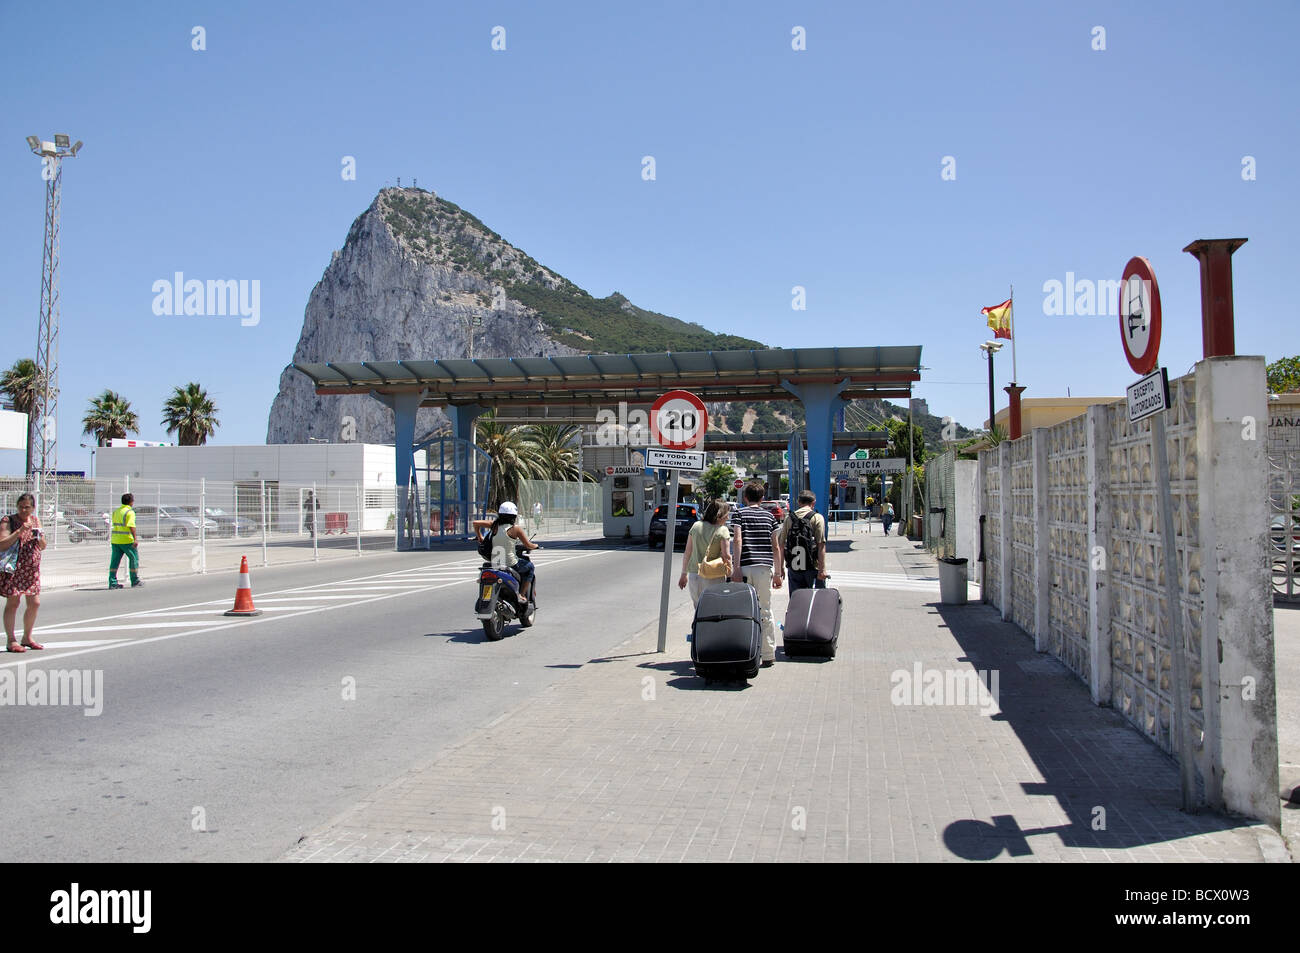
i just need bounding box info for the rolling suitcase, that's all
[692,583,762,682]
[783,587,841,658]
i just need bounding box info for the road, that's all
[0,538,660,862]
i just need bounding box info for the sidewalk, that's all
[283,533,1291,862]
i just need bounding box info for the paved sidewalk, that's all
[283,533,1290,862]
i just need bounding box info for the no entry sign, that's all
[1119,256,1163,375]
[650,390,707,451]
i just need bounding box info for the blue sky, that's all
[1,0,1295,475]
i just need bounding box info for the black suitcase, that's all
[783,587,842,658]
[692,583,762,682]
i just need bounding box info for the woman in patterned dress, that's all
[1,492,47,652]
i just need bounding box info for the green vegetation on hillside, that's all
[505,282,763,354]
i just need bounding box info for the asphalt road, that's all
[0,537,669,862]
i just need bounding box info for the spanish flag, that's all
[982,298,1012,339]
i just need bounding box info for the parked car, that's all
[760,500,786,523]
[176,506,260,537]
[132,505,219,539]
[648,503,701,550]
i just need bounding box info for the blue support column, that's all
[450,403,486,538]
[782,378,850,523]
[787,431,804,503]
[391,392,423,550]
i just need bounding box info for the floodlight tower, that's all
[25,133,82,505]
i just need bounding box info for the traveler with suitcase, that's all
[729,482,782,668]
[778,490,828,592]
[678,500,733,605]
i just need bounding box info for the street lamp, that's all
[978,341,1004,434]
[79,442,96,479]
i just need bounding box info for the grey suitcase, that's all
[783,587,841,657]
[692,583,762,682]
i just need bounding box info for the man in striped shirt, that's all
[729,482,783,668]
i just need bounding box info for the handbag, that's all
[0,542,18,576]
[0,513,21,575]
[698,528,728,579]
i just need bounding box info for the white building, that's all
[95,443,410,531]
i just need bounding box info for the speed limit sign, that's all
[650,390,707,450]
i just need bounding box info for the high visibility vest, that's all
[111,505,136,544]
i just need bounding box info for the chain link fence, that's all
[515,478,602,539]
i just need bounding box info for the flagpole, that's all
[1009,284,1017,383]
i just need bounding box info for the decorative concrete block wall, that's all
[978,356,1278,826]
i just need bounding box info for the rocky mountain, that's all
[266,188,759,444]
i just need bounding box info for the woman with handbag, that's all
[1,492,48,652]
[677,499,733,605]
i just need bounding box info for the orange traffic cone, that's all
[224,556,263,617]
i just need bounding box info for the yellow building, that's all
[988,396,1120,433]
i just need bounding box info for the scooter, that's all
[67,513,110,544]
[474,543,539,641]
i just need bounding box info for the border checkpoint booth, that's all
[290,347,922,550]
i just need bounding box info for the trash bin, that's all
[910,514,923,539]
[938,556,968,605]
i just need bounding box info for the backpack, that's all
[477,524,497,560]
[784,509,819,571]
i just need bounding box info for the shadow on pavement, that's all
[424,628,491,645]
[930,601,1261,861]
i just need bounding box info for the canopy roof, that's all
[293,346,923,408]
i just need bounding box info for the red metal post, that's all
[1005,384,1026,440]
[1182,238,1247,359]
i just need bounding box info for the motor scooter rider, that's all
[471,502,540,602]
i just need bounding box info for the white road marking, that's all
[16,639,129,649]
[2,551,601,668]
[37,621,241,635]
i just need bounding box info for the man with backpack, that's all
[779,489,827,592]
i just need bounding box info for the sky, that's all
[1,0,1296,476]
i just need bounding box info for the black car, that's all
[648,503,700,549]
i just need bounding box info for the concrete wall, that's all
[978,357,1279,827]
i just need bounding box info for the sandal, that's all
[6,643,27,653]
[20,640,43,651]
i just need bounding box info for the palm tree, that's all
[162,382,220,446]
[1,358,44,476]
[528,424,582,481]
[475,410,546,506]
[82,390,140,446]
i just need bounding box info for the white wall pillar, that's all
[1195,355,1279,826]
[999,442,1012,622]
[1032,428,1050,652]
[1085,404,1113,706]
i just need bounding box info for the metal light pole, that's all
[979,340,1003,432]
[25,133,82,510]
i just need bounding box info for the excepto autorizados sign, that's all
[1126,367,1170,423]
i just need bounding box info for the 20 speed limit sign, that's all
[650,390,707,451]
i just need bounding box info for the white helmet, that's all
[497,502,519,516]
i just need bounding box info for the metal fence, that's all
[0,475,398,590]
[923,449,957,558]
[515,478,602,537]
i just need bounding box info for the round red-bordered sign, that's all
[650,390,707,450]
[1118,256,1162,375]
